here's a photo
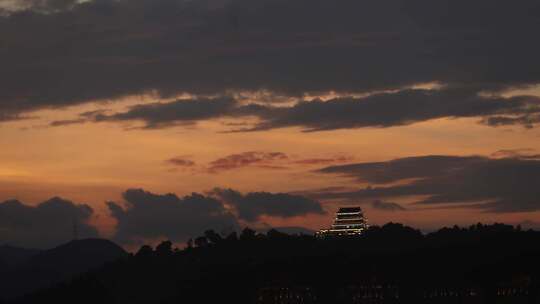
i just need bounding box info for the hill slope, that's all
[0,239,127,300]
[0,245,40,267]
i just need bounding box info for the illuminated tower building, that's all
[317,207,368,237]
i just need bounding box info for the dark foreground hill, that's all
[7,223,540,304]
[0,245,40,268]
[0,239,127,300]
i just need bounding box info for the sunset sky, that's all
[1,0,540,249]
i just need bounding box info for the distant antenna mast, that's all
[72,218,78,240]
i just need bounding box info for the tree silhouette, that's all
[155,241,172,256]
[194,236,208,248]
[239,227,256,241]
[8,222,540,304]
[267,229,288,240]
[135,245,153,258]
[204,230,222,245]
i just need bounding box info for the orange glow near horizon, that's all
[2,90,540,240]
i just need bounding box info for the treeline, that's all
[11,223,540,304]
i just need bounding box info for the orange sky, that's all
[2,86,540,237]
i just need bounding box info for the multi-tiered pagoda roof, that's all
[316,207,368,237]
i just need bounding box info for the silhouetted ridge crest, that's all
[0,246,40,267]
[0,239,127,300]
[27,238,127,270]
[7,224,540,304]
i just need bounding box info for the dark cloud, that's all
[49,118,86,127]
[491,149,540,160]
[2,0,540,123]
[52,87,540,131]
[372,200,406,212]
[0,197,98,249]
[0,113,28,122]
[164,151,351,173]
[166,157,195,167]
[49,109,109,127]
[292,156,353,166]
[94,97,241,129]
[247,88,540,131]
[210,188,325,222]
[108,188,324,243]
[318,155,485,184]
[107,189,238,244]
[207,151,288,173]
[483,114,540,129]
[316,155,540,213]
[49,97,272,129]
[0,187,328,248]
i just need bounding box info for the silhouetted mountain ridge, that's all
[0,245,40,268]
[0,238,127,300]
[26,238,127,272]
[8,223,540,304]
